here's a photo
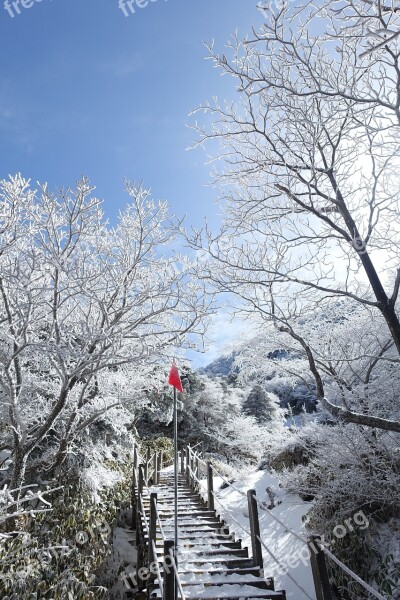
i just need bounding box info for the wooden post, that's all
[185,446,190,486]
[149,493,158,586]
[207,462,214,511]
[308,535,333,600]
[138,464,144,498]
[136,543,145,591]
[153,452,158,485]
[195,454,200,491]
[136,464,145,545]
[163,540,175,600]
[156,450,163,485]
[180,447,184,475]
[190,451,195,490]
[201,441,205,458]
[247,489,264,576]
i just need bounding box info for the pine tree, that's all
[242,385,277,424]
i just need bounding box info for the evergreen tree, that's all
[242,385,277,424]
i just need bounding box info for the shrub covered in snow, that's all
[0,455,133,599]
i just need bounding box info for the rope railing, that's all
[191,450,207,468]
[183,444,388,600]
[190,447,309,546]
[186,462,314,600]
[209,463,248,497]
[192,447,310,546]
[133,442,388,600]
[255,529,315,600]
[254,493,308,546]
[319,543,388,600]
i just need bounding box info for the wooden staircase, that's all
[137,470,286,600]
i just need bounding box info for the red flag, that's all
[168,363,183,393]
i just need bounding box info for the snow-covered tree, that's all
[242,385,280,424]
[188,1,400,432]
[0,175,209,496]
[229,300,400,431]
[182,373,242,437]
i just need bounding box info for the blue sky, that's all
[0,0,262,226]
[0,0,262,365]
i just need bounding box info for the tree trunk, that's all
[329,175,400,354]
[379,302,400,356]
[10,447,28,501]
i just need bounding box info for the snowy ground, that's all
[102,510,137,599]
[201,468,317,600]
[106,466,316,600]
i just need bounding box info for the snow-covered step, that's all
[149,586,285,600]
[155,547,249,558]
[155,539,242,549]
[161,517,221,526]
[178,556,255,568]
[181,579,270,590]
[179,566,263,577]
[162,525,224,532]
[152,509,216,516]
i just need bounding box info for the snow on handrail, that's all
[191,449,207,468]
[320,543,388,600]
[190,442,202,450]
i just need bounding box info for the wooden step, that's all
[179,566,263,577]
[153,510,216,517]
[178,556,255,568]
[155,547,249,558]
[180,577,270,590]
[155,539,242,550]
[148,588,286,599]
[161,517,221,525]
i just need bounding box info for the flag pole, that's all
[168,361,182,600]
[173,385,178,600]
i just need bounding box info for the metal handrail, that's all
[168,547,187,600]
[151,539,164,596]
